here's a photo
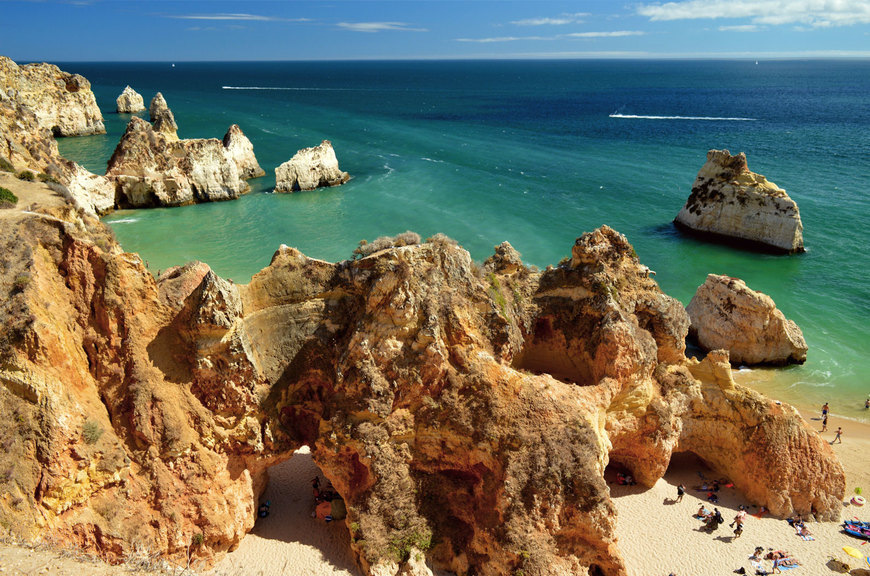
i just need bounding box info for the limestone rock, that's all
[0,56,105,136]
[674,149,804,253]
[0,93,114,215]
[687,273,808,365]
[116,85,145,113]
[0,213,844,576]
[223,124,264,179]
[106,116,252,207]
[149,92,178,141]
[274,140,350,193]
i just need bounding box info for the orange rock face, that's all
[0,212,844,576]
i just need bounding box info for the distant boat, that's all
[171,63,176,68]
[755,61,759,65]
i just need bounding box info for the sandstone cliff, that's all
[0,198,844,576]
[115,86,145,113]
[687,274,808,365]
[275,140,350,193]
[106,117,259,207]
[674,149,804,253]
[0,56,105,136]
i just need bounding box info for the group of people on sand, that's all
[746,547,801,574]
[693,503,747,538]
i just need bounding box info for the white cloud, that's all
[456,36,549,43]
[636,0,870,28]
[456,31,644,43]
[169,13,310,22]
[337,21,427,33]
[563,31,646,38]
[510,13,589,26]
[719,24,763,32]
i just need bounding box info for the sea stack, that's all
[674,149,804,253]
[274,140,350,193]
[106,116,250,207]
[687,273,808,365]
[223,124,265,179]
[0,55,105,136]
[116,85,145,113]
[149,92,178,140]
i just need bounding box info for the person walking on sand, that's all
[822,413,828,432]
[865,397,869,409]
[822,402,829,418]
[677,484,685,503]
[832,426,843,444]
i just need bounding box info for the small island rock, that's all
[0,55,105,136]
[274,140,350,193]
[149,92,178,141]
[116,85,145,113]
[674,149,804,253]
[687,273,808,365]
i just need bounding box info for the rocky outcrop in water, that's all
[687,274,808,365]
[0,194,843,576]
[274,140,350,192]
[0,56,105,136]
[674,149,804,253]
[148,92,178,141]
[223,124,264,180]
[115,86,145,113]
[106,117,261,207]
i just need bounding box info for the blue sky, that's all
[4,0,870,61]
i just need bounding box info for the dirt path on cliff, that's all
[0,173,68,219]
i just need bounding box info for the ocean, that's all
[54,60,870,422]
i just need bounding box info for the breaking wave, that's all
[222,86,366,91]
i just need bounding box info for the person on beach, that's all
[696,504,711,519]
[731,506,747,528]
[865,397,869,409]
[822,413,827,432]
[822,402,829,418]
[677,484,685,502]
[832,426,843,444]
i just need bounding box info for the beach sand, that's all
[207,446,361,576]
[613,411,870,576]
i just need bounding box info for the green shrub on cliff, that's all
[17,170,35,181]
[0,186,17,208]
[82,420,103,444]
[0,157,14,172]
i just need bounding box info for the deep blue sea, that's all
[54,60,870,421]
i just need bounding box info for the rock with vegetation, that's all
[0,204,844,576]
[674,149,804,253]
[106,117,262,207]
[0,186,17,208]
[0,55,105,136]
[274,140,350,193]
[687,273,808,365]
[148,92,178,141]
[115,85,145,113]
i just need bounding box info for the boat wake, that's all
[222,86,366,91]
[609,113,756,121]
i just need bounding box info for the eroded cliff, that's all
[0,195,844,576]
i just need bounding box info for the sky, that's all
[3,0,870,61]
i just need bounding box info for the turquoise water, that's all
[55,60,870,421]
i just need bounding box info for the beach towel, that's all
[750,560,770,575]
[778,564,798,571]
[799,534,814,541]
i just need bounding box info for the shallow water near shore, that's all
[54,60,870,421]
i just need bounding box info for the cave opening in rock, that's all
[214,446,360,575]
[603,460,641,488]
